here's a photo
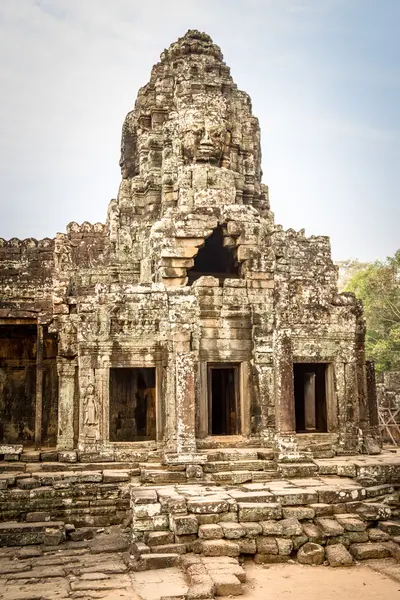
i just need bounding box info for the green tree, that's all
[344,250,400,374]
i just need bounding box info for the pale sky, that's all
[0,0,398,261]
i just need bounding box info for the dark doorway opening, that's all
[208,364,240,435]
[294,363,328,433]
[0,324,58,446]
[109,367,156,442]
[188,226,239,284]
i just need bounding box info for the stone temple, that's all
[0,30,381,463]
[1,32,399,593]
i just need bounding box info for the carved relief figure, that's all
[83,383,98,426]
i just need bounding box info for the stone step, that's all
[0,520,65,546]
[141,469,187,484]
[205,449,260,462]
[212,471,278,485]
[28,461,139,473]
[277,462,319,478]
[0,462,26,473]
[0,468,137,490]
[137,552,181,570]
[204,459,275,473]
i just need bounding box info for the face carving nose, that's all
[197,130,216,162]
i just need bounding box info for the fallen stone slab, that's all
[0,521,65,547]
[138,552,180,570]
[297,542,325,565]
[89,534,129,554]
[350,542,391,560]
[325,543,353,567]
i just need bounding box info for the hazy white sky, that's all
[0,0,398,261]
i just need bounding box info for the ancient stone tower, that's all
[0,30,381,463]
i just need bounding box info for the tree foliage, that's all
[344,250,400,374]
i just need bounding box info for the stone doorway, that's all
[0,323,58,447]
[294,363,329,433]
[109,367,156,442]
[207,363,240,435]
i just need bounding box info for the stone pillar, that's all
[366,361,379,429]
[304,372,316,431]
[56,358,77,450]
[336,361,359,454]
[175,351,196,453]
[35,324,44,448]
[273,332,300,461]
[274,333,295,434]
[365,360,381,454]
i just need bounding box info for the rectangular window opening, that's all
[294,363,328,433]
[208,364,240,435]
[109,367,156,442]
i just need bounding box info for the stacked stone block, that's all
[130,482,400,569]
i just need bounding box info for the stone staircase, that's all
[140,448,282,485]
[296,433,339,458]
[139,447,323,485]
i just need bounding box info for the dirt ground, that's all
[228,559,400,600]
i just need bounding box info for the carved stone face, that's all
[174,97,231,166]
